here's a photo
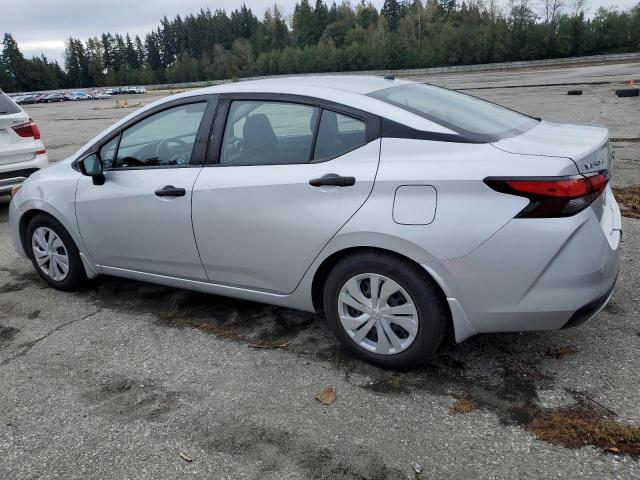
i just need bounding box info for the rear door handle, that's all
[309,173,356,187]
[155,185,186,197]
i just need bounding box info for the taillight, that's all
[12,121,41,140]
[484,171,609,218]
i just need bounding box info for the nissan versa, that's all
[9,76,621,367]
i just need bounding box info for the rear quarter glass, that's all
[0,92,21,115]
[368,84,538,142]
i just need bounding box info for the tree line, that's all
[1,0,640,92]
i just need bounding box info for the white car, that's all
[93,92,112,100]
[0,90,48,196]
[9,76,620,367]
[70,91,92,100]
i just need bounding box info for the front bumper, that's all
[426,186,622,342]
[9,198,27,258]
[0,154,49,196]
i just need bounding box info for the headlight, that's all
[11,185,22,197]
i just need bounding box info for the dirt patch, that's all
[527,403,640,456]
[362,373,410,395]
[88,277,315,346]
[450,398,475,415]
[0,267,43,293]
[546,346,578,359]
[312,336,640,456]
[0,282,27,294]
[603,299,625,315]
[197,418,407,479]
[83,276,640,457]
[0,325,19,345]
[613,185,640,219]
[84,374,180,421]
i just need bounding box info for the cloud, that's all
[8,0,299,62]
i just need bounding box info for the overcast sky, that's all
[5,0,639,64]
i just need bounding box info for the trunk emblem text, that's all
[584,155,604,170]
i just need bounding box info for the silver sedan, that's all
[9,76,621,367]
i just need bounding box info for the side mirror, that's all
[78,153,105,185]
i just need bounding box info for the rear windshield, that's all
[0,92,21,115]
[368,84,539,142]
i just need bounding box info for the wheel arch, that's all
[17,207,99,279]
[19,208,51,257]
[310,245,455,341]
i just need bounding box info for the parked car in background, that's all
[7,76,621,367]
[93,91,112,100]
[70,91,92,100]
[44,93,66,103]
[105,88,115,95]
[16,95,37,105]
[0,90,48,196]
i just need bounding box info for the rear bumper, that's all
[425,186,622,342]
[0,154,48,196]
[562,274,617,329]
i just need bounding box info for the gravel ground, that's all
[1,61,639,479]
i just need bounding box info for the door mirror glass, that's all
[79,153,105,185]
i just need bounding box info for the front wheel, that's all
[26,214,87,291]
[323,252,447,368]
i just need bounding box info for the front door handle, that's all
[309,173,356,187]
[155,185,186,197]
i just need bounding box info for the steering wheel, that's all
[114,156,146,168]
[156,138,187,162]
[228,137,245,153]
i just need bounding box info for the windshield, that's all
[368,84,539,142]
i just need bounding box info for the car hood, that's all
[492,120,611,175]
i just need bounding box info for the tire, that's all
[615,88,639,98]
[26,214,87,291]
[323,251,447,368]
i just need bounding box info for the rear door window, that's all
[220,101,319,166]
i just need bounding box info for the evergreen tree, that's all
[293,0,318,46]
[381,0,402,31]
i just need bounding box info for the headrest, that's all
[243,114,277,149]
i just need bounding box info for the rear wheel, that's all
[323,251,447,368]
[26,214,87,291]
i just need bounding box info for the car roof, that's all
[199,75,414,96]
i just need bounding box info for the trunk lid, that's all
[492,120,611,175]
